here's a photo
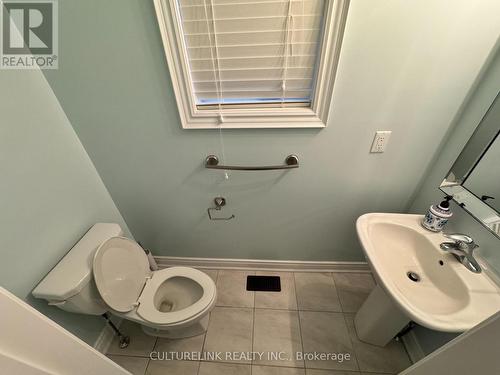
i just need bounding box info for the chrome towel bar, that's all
[205,155,299,171]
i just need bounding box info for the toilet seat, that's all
[93,237,216,327]
[93,237,152,313]
[136,267,216,325]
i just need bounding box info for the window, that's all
[154,0,349,129]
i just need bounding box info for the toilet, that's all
[32,223,217,339]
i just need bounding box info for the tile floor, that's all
[106,270,411,375]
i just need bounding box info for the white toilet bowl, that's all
[93,236,216,338]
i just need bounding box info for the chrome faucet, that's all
[440,233,482,273]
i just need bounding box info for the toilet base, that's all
[141,314,210,339]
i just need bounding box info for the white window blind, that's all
[177,0,327,108]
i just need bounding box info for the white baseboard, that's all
[94,318,122,354]
[94,325,115,354]
[154,256,370,273]
[401,330,425,364]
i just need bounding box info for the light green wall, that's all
[43,0,500,261]
[0,68,130,345]
[409,41,500,356]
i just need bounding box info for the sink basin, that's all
[354,213,500,346]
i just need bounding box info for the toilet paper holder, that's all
[207,197,235,221]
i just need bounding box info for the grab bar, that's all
[205,155,299,171]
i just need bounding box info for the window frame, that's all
[153,0,350,129]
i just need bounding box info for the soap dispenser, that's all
[422,196,453,232]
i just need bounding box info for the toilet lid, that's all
[93,237,151,312]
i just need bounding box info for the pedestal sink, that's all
[354,213,500,346]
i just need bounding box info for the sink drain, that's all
[407,271,421,282]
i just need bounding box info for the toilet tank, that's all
[32,223,123,315]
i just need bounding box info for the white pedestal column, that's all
[354,284,410,346]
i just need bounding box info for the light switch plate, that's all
[370,131,392,153]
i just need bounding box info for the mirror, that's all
[441,92,500,238]
[463,135,500,212]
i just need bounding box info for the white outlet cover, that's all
[370,131,392,153]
